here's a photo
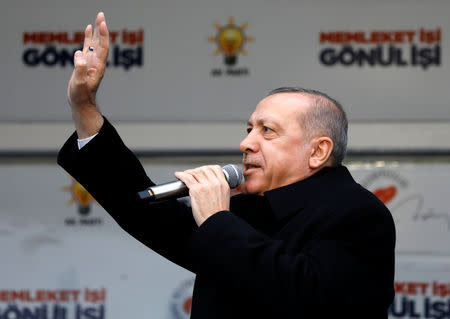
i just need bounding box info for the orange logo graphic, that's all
[373,185,397,204]
[62,179,95,215]
[183,296,192,315]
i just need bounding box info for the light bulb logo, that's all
[209,17,254,66]
[62,178,95,215]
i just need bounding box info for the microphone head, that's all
[222,164,244,189]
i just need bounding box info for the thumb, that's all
[73,51,88,81]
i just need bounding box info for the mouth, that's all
[243,163,262,174]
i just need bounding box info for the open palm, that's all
[67,12,109,108]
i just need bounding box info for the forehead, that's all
[248,93,312,125]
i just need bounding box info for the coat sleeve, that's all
[57,117,198,272]
[187,204,395,316]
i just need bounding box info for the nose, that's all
[239,131,259,154]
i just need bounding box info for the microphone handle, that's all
[137,180,189,201]
[137,164,243,202]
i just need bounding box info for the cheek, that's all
[265,149,293,173]
[267,146,308,180]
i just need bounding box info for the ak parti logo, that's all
[62,178,95,215]
[62,177,102,226]
[208,17,254,77]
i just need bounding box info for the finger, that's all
[184,168,207,184]
[210,165,227,184]
[199,166,221,184]
[97,20,110,61]
[195,167,212,183]
[193,166,220,184]
[204,166,228,190]
[175,171,199,189]
[73,51,88,81]
[83,24,92,53]
[73,50,82,62]
[92,12,104,44]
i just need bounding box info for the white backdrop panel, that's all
[1,0,449,121]
[0,158,450,318]
[388,257,450,319]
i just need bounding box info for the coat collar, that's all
[263,165,355,221]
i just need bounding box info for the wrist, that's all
[71,105,104,138]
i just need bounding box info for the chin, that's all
[241,180,266,195]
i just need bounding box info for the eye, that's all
[246,127,252,134]
[263,126,272,133]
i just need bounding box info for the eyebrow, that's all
[247,117,278,127]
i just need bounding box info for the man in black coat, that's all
[58,12,396,318]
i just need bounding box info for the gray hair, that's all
[268,87,348,166]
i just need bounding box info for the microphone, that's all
[137,164,244,201]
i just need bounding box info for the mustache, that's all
[242,155,263,167]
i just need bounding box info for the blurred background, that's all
[1,0,449,318]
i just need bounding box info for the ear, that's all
[308,136,333,169]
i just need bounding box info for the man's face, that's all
[239,93,314,195]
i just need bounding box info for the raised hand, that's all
[67,12,109,138]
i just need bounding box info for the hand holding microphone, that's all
[138,164,243,226]
[138,164,243,201]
